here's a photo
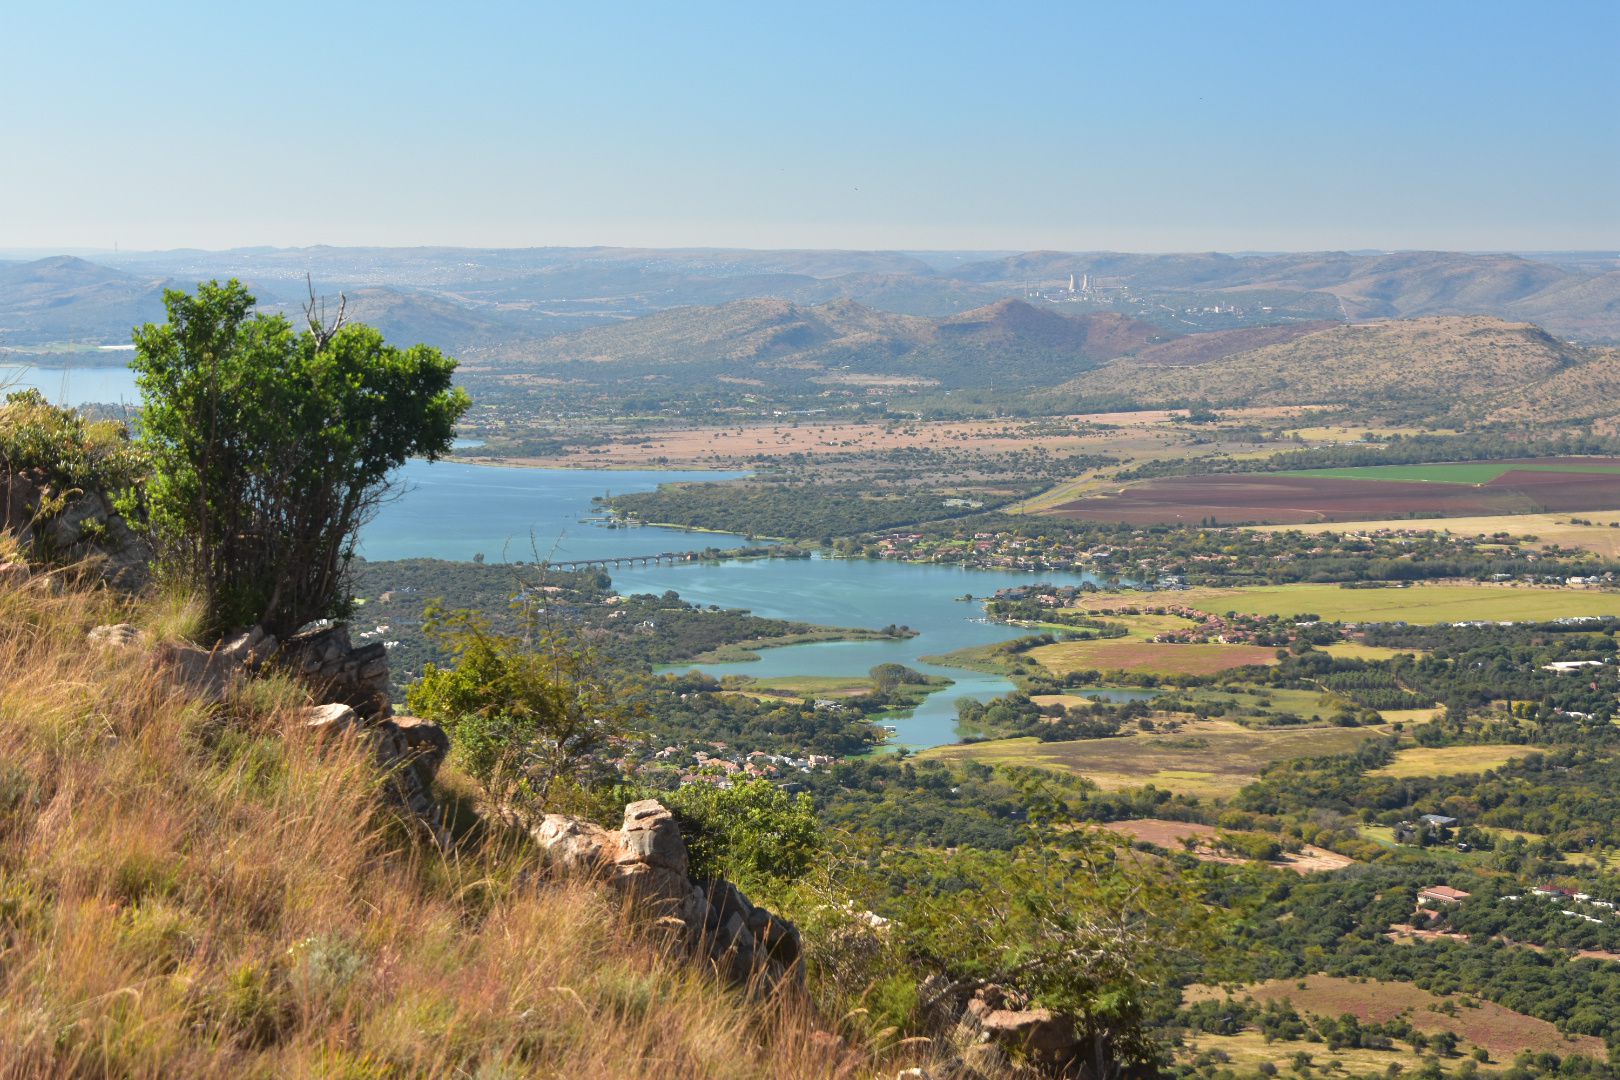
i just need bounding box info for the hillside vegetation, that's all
[0,565,855,1078]
[495,296,1165,390]
[1063,316,1598,422]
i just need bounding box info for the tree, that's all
[869,662,922,694]
[664,779,819,888]
[406,607,628,812]
[131,280,470,635]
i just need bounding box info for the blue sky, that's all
[2,0,1616,251]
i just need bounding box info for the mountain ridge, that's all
[493,296,1166,390]
[1061,315,1601,421]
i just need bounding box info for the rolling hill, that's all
[0,257,171,345]
[1061,316,1598,421]
[952,250,1618,338]
[492,297,1166,390]
[1123,321,1337,367]
[1480,346,1620,426]
[10,246,1620,385]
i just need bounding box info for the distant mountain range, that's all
[488,297,1167,391]
[1063,315,1620,425]
[3,247,1617,365]
[0,257,171,347]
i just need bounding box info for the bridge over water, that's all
[544,551,704,572]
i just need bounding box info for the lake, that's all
[27,369,1089,749]
[361,459,753,563]
[365,460,1094,749]
[1,364,141,407]
[612,557,1091,748]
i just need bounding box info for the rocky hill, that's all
[0,567,883,1077]
[1061,315,1596,421]
[0,256,170,345]
[498,296,1165,391]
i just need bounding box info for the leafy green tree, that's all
[880,833,1218,1075]
[406,607,627,812]
[869,662,923,694]
[131,280,469,635]
[664,778,819,887]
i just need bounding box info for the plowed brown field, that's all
[1052,465,1620,525]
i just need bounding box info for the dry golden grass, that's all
[0,564,906,1079]
[1080,581,1620,624]
[1250,510,1620,558]
[1371,744,1530,778]
[920,720,1387,800]
[489,406,1317,472]
[1027,638,1279,678]
[1185,974,1607,1061]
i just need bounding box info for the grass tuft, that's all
[0,555,917,1078]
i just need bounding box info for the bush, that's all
[131,280,469,635]
[406,608,628,813]
[664,778,819,888]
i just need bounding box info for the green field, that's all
[729,675,874,697]
[1152,685,1344,723]
[1372,744,1530,778]
[1157,582,1620,624]
[920,719,1387,799]
[1281,461,1620,485]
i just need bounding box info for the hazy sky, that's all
[3,0,1617,252]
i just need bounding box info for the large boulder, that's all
[618,798,690,877]
[954,985,1082,1076]
[529,798,803,995]
[300,703,450,847]
[282,624,391,718]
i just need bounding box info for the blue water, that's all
[617,556,1093,747]
[360,459,753,563]
[358,463,1094,748]
[1,364,141,407]
[24,367,1083,748]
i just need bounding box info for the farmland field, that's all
[1373,744,1530,778]
[1171,1030,1439,1075]
[1281,459,1620,484]
[1081,581,1620,624]
[1099,818,1354,873]
[1153,685,1342,722]
[1184,975,1608,1061]
[1320,641,1415,661]
[1048,457,1620,525]
[1027,638,1279,677]
[1282,462,1531,484]
[919,720,1387,798]
[1250,509,1620,558]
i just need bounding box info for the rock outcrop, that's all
[87,620,443,844]
[3,467,149,589]
[531,799,804,994]
[281,624,392,719]
[88,621,272,703]
[302,703,451,846]
[89,620,390,718]
[951,985,1084,1078]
